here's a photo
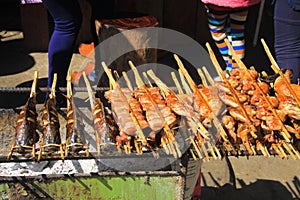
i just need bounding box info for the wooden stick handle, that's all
[82,72,95,110]
[30,71,38,98]
[171,72,184,94]
[122,71,133,91]
[261,38,300,108]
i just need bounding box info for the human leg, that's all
[206,5,230,68]
[274,0,300,83]
[42,0,82,88]
[229,8,248,69]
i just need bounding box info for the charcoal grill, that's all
[0,87,202,200]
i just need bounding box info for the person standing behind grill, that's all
[42,0,116,106]
[201,0,261,71]
[42,0,82,91]
[274,0,300,83]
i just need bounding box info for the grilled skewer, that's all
[83,72,116,156]
[147,69,222,160]
[8,71,39,159]
[102,62,147,154]
[129,61,181,158]
[38,73,64,161]
[65,71,89,157]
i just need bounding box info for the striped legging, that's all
[206,5,248,70]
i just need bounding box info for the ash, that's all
[0,159,110,176]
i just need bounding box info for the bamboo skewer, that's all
[197,68,236,156]
[224,39,299,159]
[201,67,215,86]
[38,74,65,161]
[66,70,72,108]
[82,72,102,155]
[174,58,230,158]
[113,70,121,81]
[261,39,300,108]
[147,69,215,159]
[129,62,179,157]
[201,65,235,155]
[203,45,258,137]
[30,71,38,158]
[170,72,210,159]
[203,45,257,155]
[287,142,300,159]
[30,71,38,98]
[122,71,133,91]
[65,70,89,157]
[175,55,212,112]
[225,39,291,142]
[179,69,192,94]
[170,74,211,140]
[10,71,39,159]
[142,72,153,88]
[49,74,57,99]
[101,62,147,152]
[128,61,181,158]
[83,72,95,112]
[121,71,159,157]
[171,72,184,95]
[197,68,208,87]
[174,56,226,138]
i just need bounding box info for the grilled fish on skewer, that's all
[38,73,64,161]
[65,72,89,157]
[8,71,39,159]
[83,72,116,155]
[93,98,116,147]
[66,96,87,155]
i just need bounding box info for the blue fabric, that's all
[274,0,300,83]
[232,45,245,50]
[42,0,82,88]
[288,0,300,11]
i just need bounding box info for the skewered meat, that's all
[38,73,63,161]
[222,115,237,141]
[92,98,114,145]
[105,88,148,135]
[15,97,39,148]
[8,96,39,158]
[8,71,39,159]
[134,87,177,131]
[165,92,193,116]
[66,96,86,154]
[42,96,61,152]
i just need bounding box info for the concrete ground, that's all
[0,2,299,200]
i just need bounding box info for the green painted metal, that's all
[0,183,9,199]
[0,175,184,200]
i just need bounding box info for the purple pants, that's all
[274,0,300,83]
